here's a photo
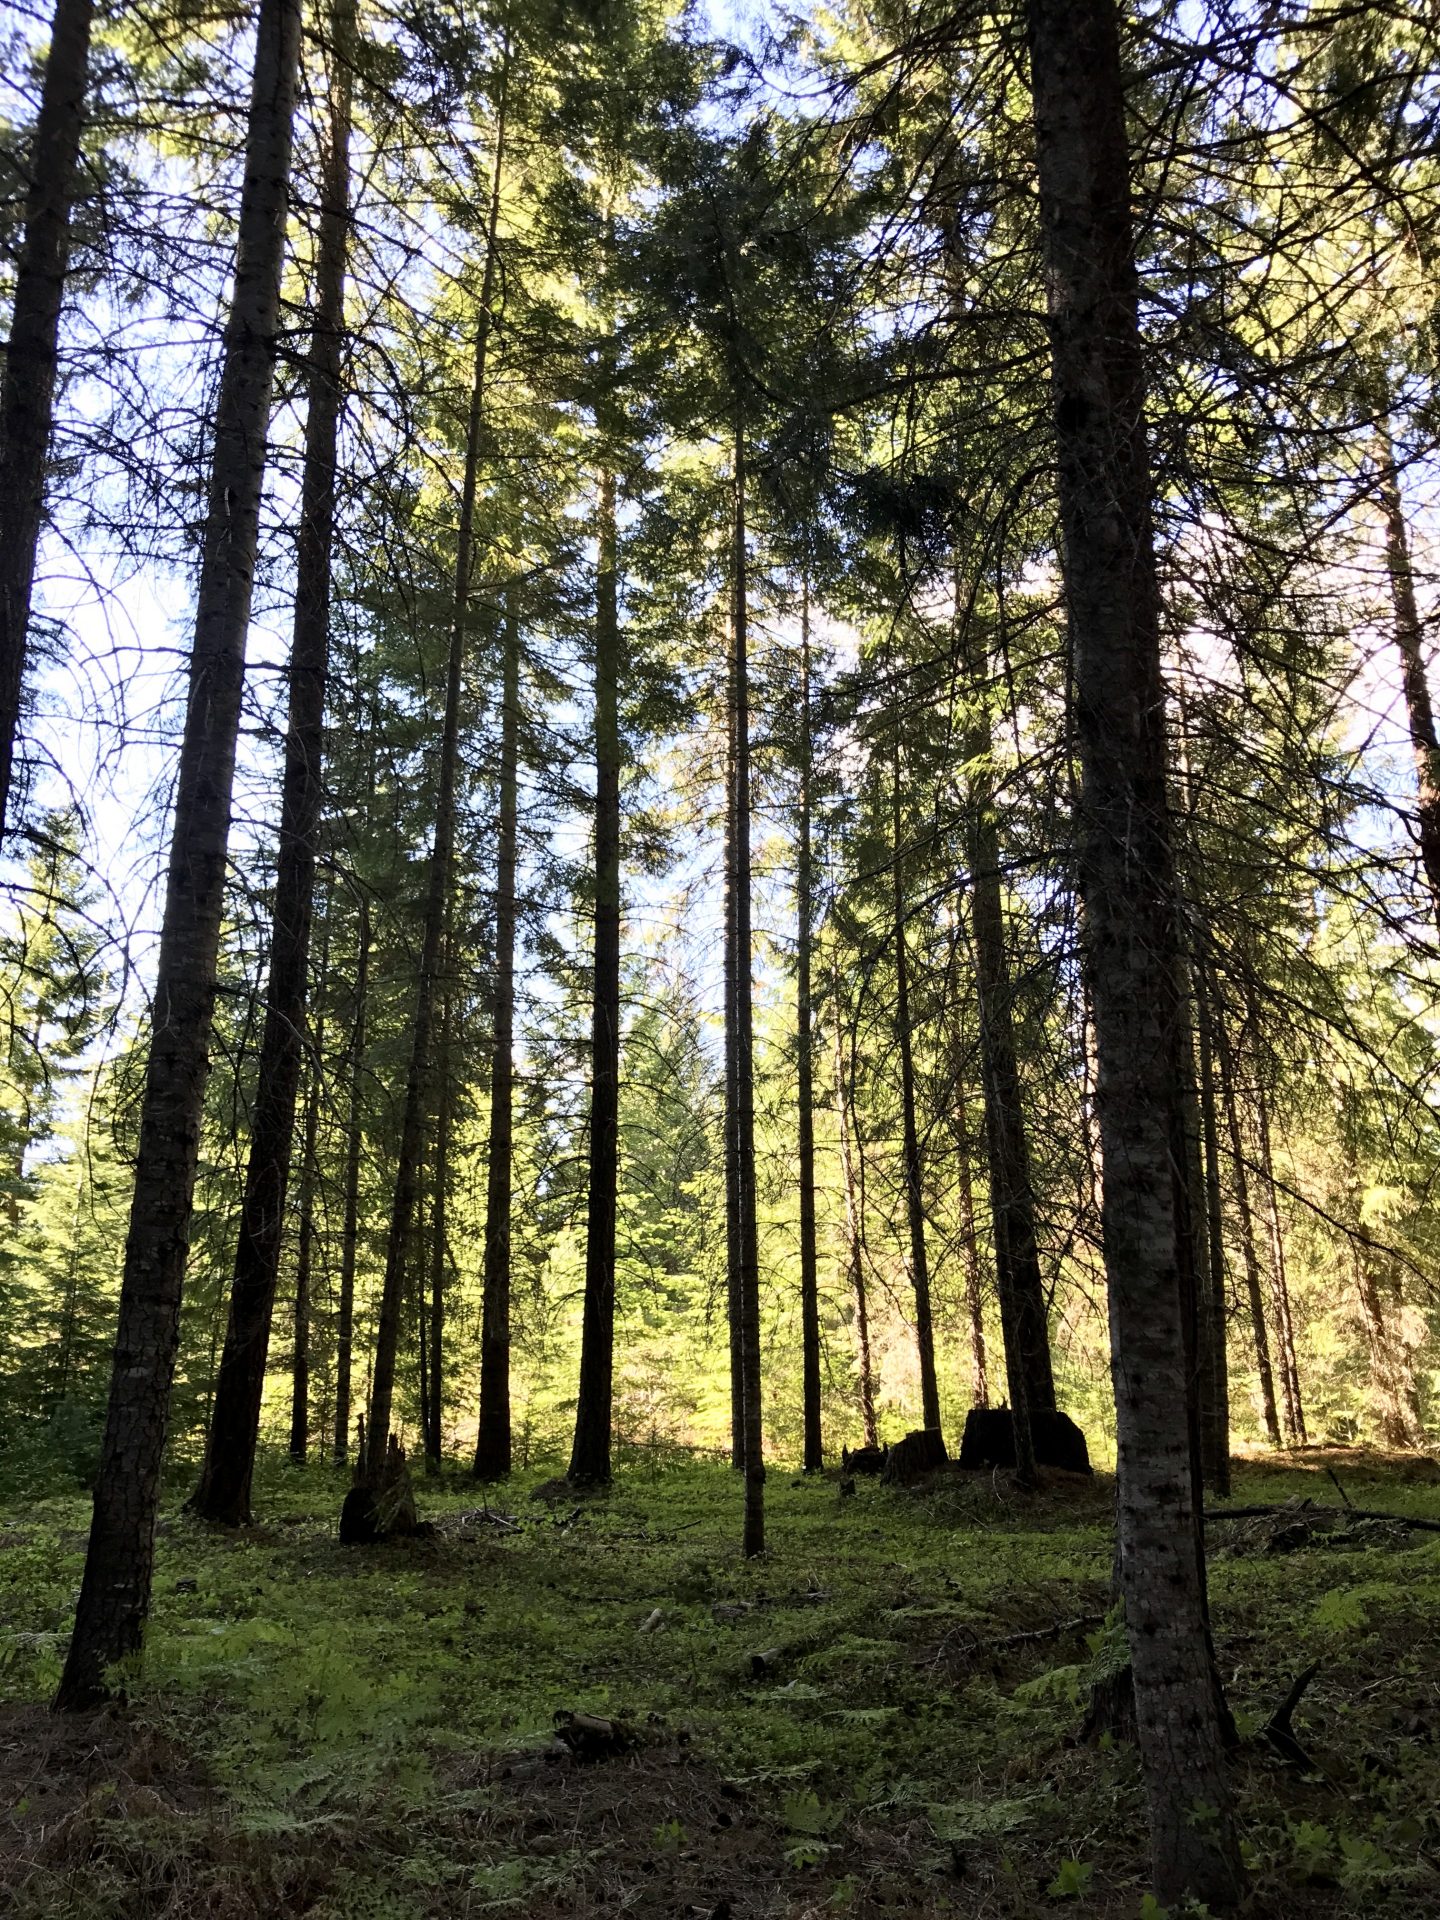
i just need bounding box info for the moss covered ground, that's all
[1,1448,1438,1916]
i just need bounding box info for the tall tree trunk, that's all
[1350,1224,1424,1449]
[834,963,878,1449]
[726,419,764,1555]
[1212,998,1282,1449]
[1023,0,1244,1899]
[569,468,622,1487]
[1193,971,1230,1494]
[189,0,353,1523]
[363,68,508,1490]
[333,898,369,1463]
[796,580,823,1472]
[958,608,1053,1465]
[1375,424,1440,929]
[475,595,519,1480]
[952,1076,990,1408]
[890,725,942,1436]
[424,963,451,1474]
[1254,1068,1305,1446]
[289,1019,322,1464]
[724,648,745,1471]
[1171,985,1221,1496]
[55,0,302,1709]
[0,0,95,841]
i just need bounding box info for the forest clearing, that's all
[3,1450,1440,1917]
[6,0,1440,1909]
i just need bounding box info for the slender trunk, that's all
[425,967,451,1474]
[475,597,519,1479]
[333,899,368,1462]
[890,727,941,1436]
[1351,1224,1424,1449]
[1193,971,1230,1494]
[364,70,508,1488]
[0,0,95,840]
[1171,983,1219,1498]
[289,1018,323,1464]
[726,420,764,1555]
[55,0,302,1708]
[1375,425,1440,929]
[797,581,822,1471]
[569,469,622,1486]
[1024,0,1243,1898]
[190,1,353,1523]
[958,608,1053,1466]
[724,642,745,1470]
[1212,1001,1282,1448]
[1254,1070,1306,1446]
[953,1077,990,1408]
[834,965,877,1448]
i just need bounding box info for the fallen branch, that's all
[1204,1504,1440,1533]
[1263,1661,1322,1772]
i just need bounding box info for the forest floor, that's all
[1,1448,1439,1918]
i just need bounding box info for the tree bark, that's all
[958,607,1053,1467]
[475,595,519,1479]
[726,420,764,1555]
[1023,0,1244,1899]
[890,723,942,1437]
[1375,425,1440,931]
[55,0,302,1708]
[333,897,368,1463]
[797,580,823,1472]
[569,468,622,1487]
[424,959,451,1474]
[834,962,878,1449]
[363,65,508,1490]
[289,1012,322,1464]
[952,1076,990,1408]
[1255,1067,1306,1446]
[188,0,353,1524]
[1212,998,1282,1448]
[0,0,95,841]
[1193,969,1231,1494]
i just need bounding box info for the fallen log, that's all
[1205,1504,1440,1534]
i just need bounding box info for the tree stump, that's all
[958,1406,1092,1475]
[882,1427,948,1485]
[841,1444,885,1476]
[339,1431,422,1543]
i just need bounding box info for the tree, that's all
[55,0,304,1708]
[0,0,95,840]
[1023,0,1244,1898]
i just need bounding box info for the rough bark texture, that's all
[333,901,369,1463]
[569,470,622,1488]
[475,598,519,1479]
[0,0,95,841]
[189,1,353,1522]
[288,1032,321,1464]
[1194,969,1231,1495]
[727,424,764,1556]
[364,78,506,1488]
[1023,0,1244,1899]
[959,611,1055,1462]
[796,584,823,1472]
[1376,429,1440,929]
[55,0,302,1709]
[425,963,451,1474]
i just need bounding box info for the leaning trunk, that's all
[1023,0,1244,1899]
[333,899,369,1463]
[55,0,302,1708]
[1375,422,1440,930]
[0,0,95,839]
[475,596,520,1479]
[569,469,623,1487]
[189,0,353,1523]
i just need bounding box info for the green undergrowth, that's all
[1,1448,1438,1916]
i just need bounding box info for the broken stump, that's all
[957,1406,1092,1475]
[882,1427,949,1485]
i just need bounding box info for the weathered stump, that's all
[339,1431,422,1543]
[957,1407,1092,1475]
[882,1427,949,1485]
